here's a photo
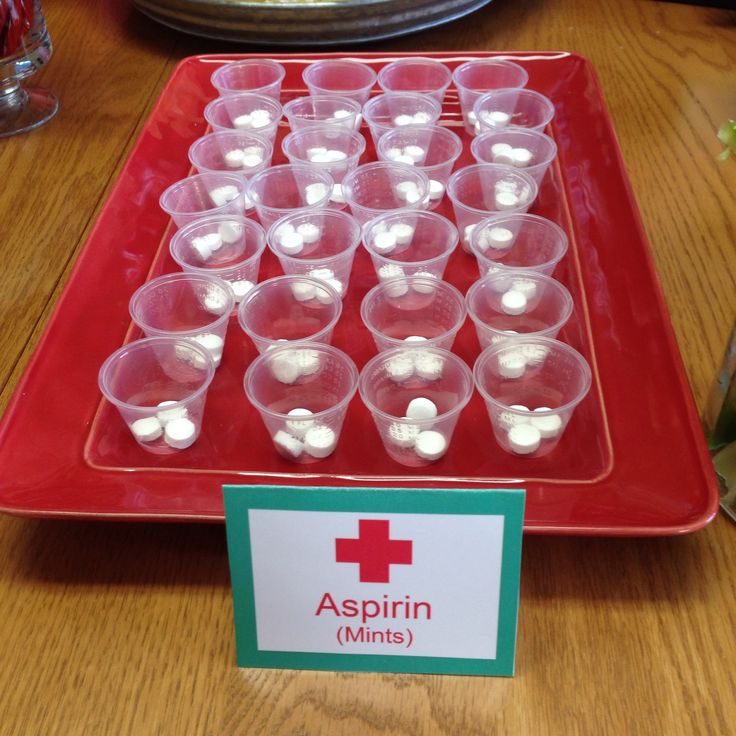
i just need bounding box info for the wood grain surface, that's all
[1,0,735,734]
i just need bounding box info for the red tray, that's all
[0,52,719,535]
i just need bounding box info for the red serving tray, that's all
[0,52,719,534]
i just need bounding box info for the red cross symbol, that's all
[335,519,413,583]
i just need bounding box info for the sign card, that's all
[224,485,525,676]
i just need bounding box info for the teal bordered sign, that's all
[224,485,525,677]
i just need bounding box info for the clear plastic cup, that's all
[266,209,361,299]
[470,129,557,188]
[447,164,538,252]
[169,215,267,305]
[237,274,342,353]
[281,126,366,208]
[244,342,358,463]
[376,124,463,209]
[283,95,362,133]
[188,130,273,185]
[377,57,452,103]
[473,336,592,457]
[360,276,466,352]
[465,271,573,350]
[210,59,286,100]
[98,336,216,455]
[302,59,377,105]
[362,92,442,148]
[245,164,334,231]
[452,59,529,134]
[362,210,458,284]
[159,173,246,229]
[128,273,234,368]
[358,346,474,466]
[473,88,555,135]
[342,161,430,226]
[469,213,568,278]
[203,93,283,142]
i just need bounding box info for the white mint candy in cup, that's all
[283,95,363,133]
[465,270,574,349]
[377,57,452,104]
[203,92,283,142]
[473,88,555,135]
[376,124,463,210]
[447,164,537,252]
[237,274,342,354]
[342,161,430,226]
[362,210,458,285]
[362,92,442,148]
[169,215,266,308]
[210,58,286,100]
[359,346,473,467]
[451,59,529,135]
[128,273,234,368]
[244,342,358,464]
[98,336,215,455]
[469,213,568,279]
[246,163,334,231]
[302,59,377,105]
[266,209,361,299]
[473,336,592,457]
[360,276,466,353]
[159,172,246,229]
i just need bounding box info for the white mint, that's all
[508,423,541,454]
[218,221,242,243]
[393,154,416,166]
[325,278,344,297]
[309,267,335,281]
[385,353,415,382]
[414,430,447,461]
[378,263,405,283]
[482,110,510,128]
[304,425,337,458]
[333,109,351,120]
[274,429,304,458]
[249,109,273,127]
[294,349,321,376]
[156,401,188,425]
[164,417,197,449]
[233,113,252,129]
[244,193,254,210]
[242,152,264,168]
[467,111,478,124]
[131,416,163,443]
[490,143,514,165]
[204,287,228,314]
[209,185,239,207]
[279,230,304,256]
[521,344,550,363]
[275,222,295,239]
[327,150,347,162]
[404,335,427,343]
[495,191,519,210]
[297,223,321,243]
[498,405,531,431]
[530,407,563,438]
[428,179,445,200]
[395,181,419,202]
[403,145,425,162]
[230,280,255,301]
[511,147,533,167]
[305,182,329,205]
[501,289,528,316]
[406,397,438,421]
[393,114,415,126]
[271,352,300,384]
[331,184,345,203]
[498,350,527,379]
[387,422,421,449]
[309,152,334,163]
[389,223,414,245]
[224,148,246,168]
[404,188,423,205]
[488,227,514,249]
[191,332,225,364]
[512,278,537,300]
[413,351,443,380]
[412,272,438,294]
[191,233,220,261]
[386,147,403,160]
[412,112,432,124]
[291,280,317,302]
[307,146,328,159]
[373,231,398,254]
[286,408,315,439]
[463,223,476,245]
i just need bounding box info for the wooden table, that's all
[1,0,735,733]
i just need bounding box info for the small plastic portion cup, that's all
[358,347,474,466]
[203,93,283,142]
[188,130,273,184]
[169,215,267,305]
[469,213,568,278]
[267,209,361,299]
[362,92,442,148]
[342,161,430,226]
[377,57,452,103]
[360,276,466,352]
[159,173,246,229]
[447,164,538,252]
[470,129,557,188]
[283,95,363,133]
[473,88,555,135]
[376,124,463,209]
[362,210,458,284]
[465,271,574,350]
[281,126,366,208]
[244,342,358,463]
[237,274,342,354]
[210,59,286,100]
[246,164,334,231]
[129,273,234,368]
[473,336,592,457]
[303,59,377,105]
[452,59,529,134]
[98,336,216,455]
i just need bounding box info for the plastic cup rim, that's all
[246,163,334,213]
[210,59,286,95]
[342,161,431,213]
[447,164,538,216]
[302,59,377,93]
[470,128,558,167]
[363,91,443,121]
[451,59,529,92]
[377,123,464,168]
[187,129,274,173]
[203,92,283,130]
[159,172,245,218]
[377,57,453,93]
[473,88,556,130]
[281,125,367,164]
